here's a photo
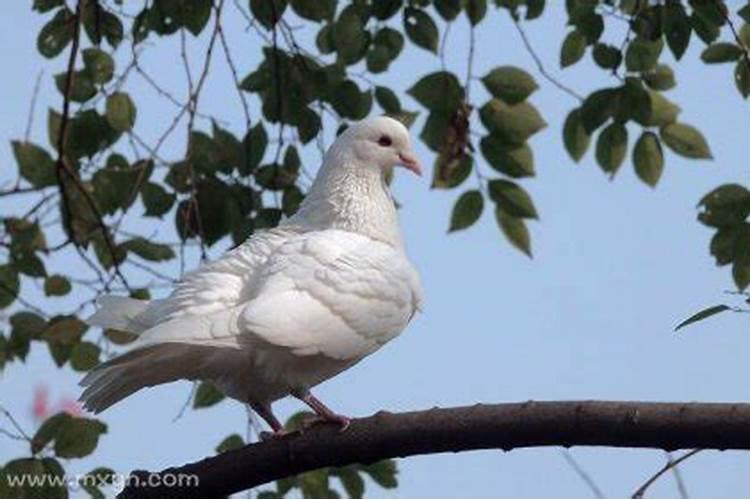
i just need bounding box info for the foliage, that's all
[2,0,750,497]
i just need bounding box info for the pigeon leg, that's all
[293,391,351,431]
[250,402,287,440]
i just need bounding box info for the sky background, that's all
[2,1,750,497]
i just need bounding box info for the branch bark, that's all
[118,400,750,498]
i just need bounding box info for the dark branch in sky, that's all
[118,400,750,498]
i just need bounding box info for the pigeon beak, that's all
[398,152,422,176]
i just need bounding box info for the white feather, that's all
[79,116,424,414]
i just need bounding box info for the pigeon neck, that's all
[290,151,403,247]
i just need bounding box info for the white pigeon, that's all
[80,116,424,434]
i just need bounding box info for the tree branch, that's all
[118,400,750,498]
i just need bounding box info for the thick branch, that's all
[118,400,750,498]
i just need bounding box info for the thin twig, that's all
[0,405,31,442]
[24,70,44,142]
[54,0,131,292]
[182,0,224,261]
[217,9,251,130]
[561,450,606,498]
[631,449,702,499]
[664,451,690,499]
[511,17,584,102]
[718,0,750,71]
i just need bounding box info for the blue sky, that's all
[2,1,750,497]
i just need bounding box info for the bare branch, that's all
[511,17,584,102]
[632,449,702,498]
[561,449,606,498]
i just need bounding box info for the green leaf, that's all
[0,265,20,309]
[432,153,472,189]
[404,7,439,53]
[212,122,243,172]
[37,7,74,58]
[372,0,402,20]
[480,137,535,178]
[216,434,245,453]
[660,123,712,159]
[625,36,664,72]
[2,457,68,498]
[44,275,71,296]
[643,64,676,91]
[526,0,546,19]
[31,413,71,454]
[633,131,664,187]
[194,382,225,408]
[54,416,108,459]
[736,60,750,98]
[592,43,622,70]
[480,99,546,145]
[79,467,116,499]
[105,92,137,132]
[434,0,462,21]
[690,12,720,45]
[141,182,175,217]
[481,66,538,105]
[698,184,750,229]
[635,90,681,127]
[182,0,212,35]
[11,312,46,344]
[122,237,175,262]
[249,0,287,29]
[335,467,365,498]
[575,11,604,44]
[282,186,305,216]
[242,123,268,174]
[374,27,404,60]
[367,44,392,73]
[733,229,750,290]
[104,328,138,345]
[698,184,750,228]
[740,4,750,23]
[495,208,532,257]
[595,122,628,175]
[560,30,587,68]
[701,42,743,64]
[465,0,487,25]
[52,108,122,159]
[291,0,335,21]
[579,88,617,134]
[83,8,123,48]
[488,179,538,219]
[315,23,335,53]
[408,71,464,112]
[11,141,57,188]
[675,304,732,331]
[331,80,372,120]
[664,2,692,60]
[42,315,87,345]
[562,108,590,162]
[82,47,115,84]
[70,341,100,371]
[33,0,64,13]
[54,70,96,103]
[449,190,484,232]
[333,6,367,64]
[361,460,398,489]
[189,131,222,173]
[375,86,402,113]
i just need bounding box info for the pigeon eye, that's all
[377,135,392,147]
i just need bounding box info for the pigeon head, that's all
[339,116,422,177]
